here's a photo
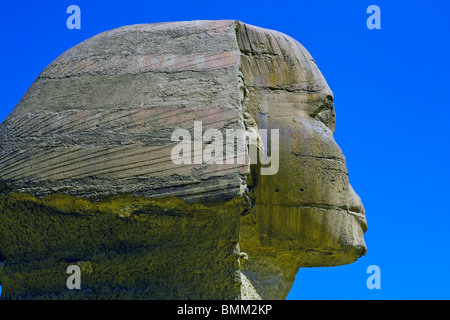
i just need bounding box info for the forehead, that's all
[237,21,333,97]
[236,22,334,130]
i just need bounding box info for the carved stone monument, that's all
[0,20,367,299]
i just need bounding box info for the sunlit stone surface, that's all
[0,20,366,299]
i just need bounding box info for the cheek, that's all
[255,116,351,208]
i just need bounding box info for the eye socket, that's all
[309,96,336,132]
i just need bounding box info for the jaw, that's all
[239,204,367,300]
[248,201,367,266]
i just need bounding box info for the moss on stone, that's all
[239,209,302,299]
[0,192,244,299]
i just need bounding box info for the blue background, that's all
[1,0,449,299]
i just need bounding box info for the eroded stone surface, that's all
[0,20,367,300]
[0,21,245,203]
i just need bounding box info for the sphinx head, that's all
[239,21,367,256]
[232,22,367,299]
[0,20,366,300]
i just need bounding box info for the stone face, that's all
[235,22,367,299]
[0,20,367,300]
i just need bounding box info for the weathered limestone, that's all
[0,20,367,300]
[236,22,367,299]
[0,21,246,203]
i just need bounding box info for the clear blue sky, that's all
[1,0,449,300]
